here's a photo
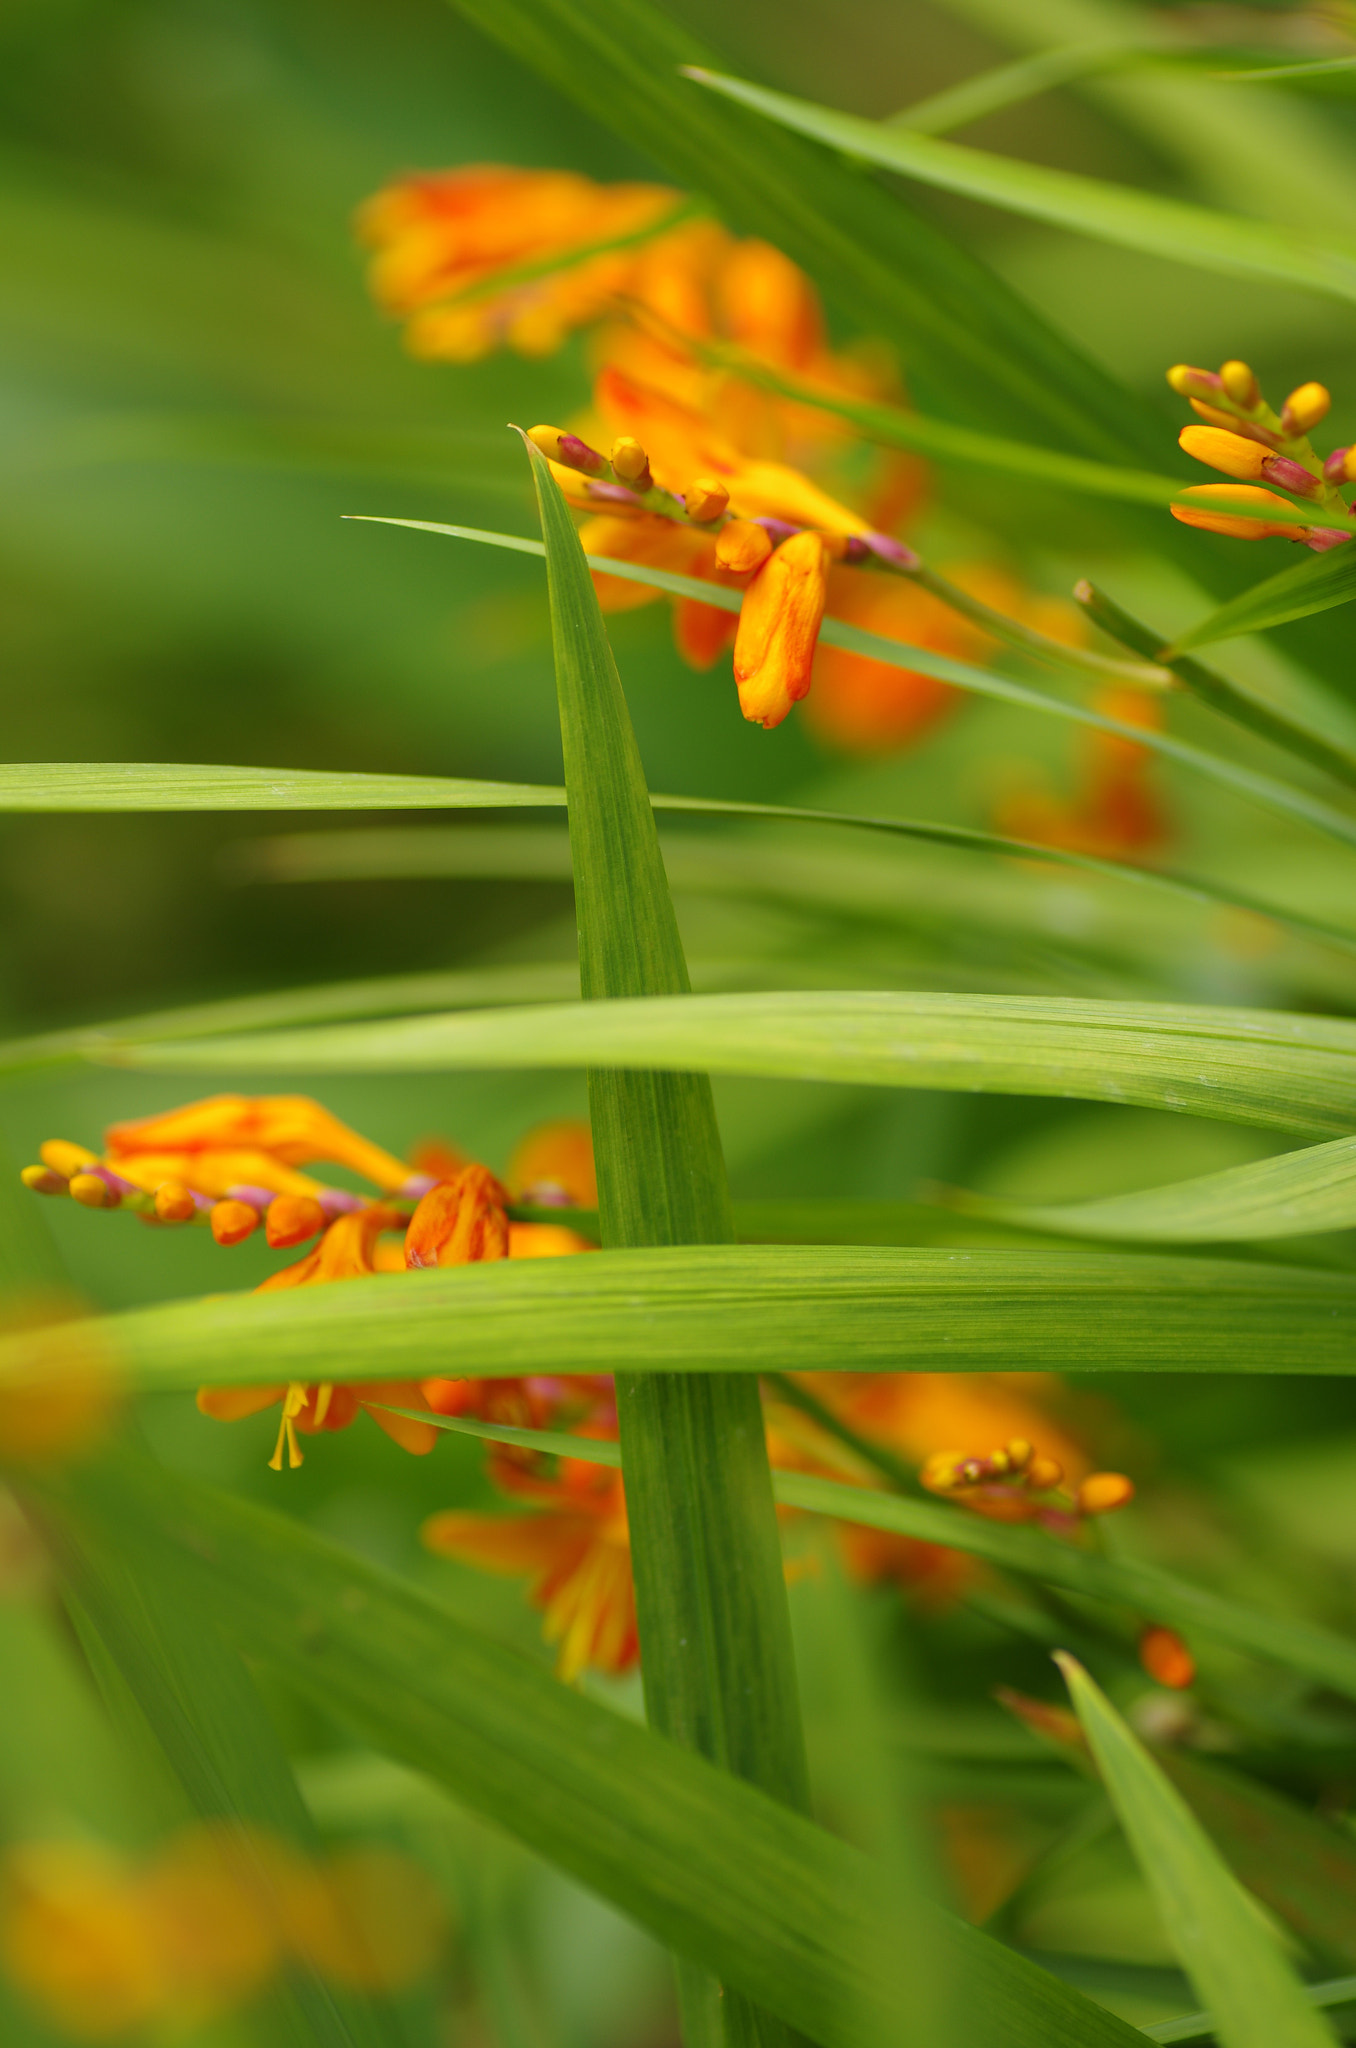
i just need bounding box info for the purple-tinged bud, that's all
[1167,364,1223,400]
[519,1179,573,1207]
[225,1183,283,1212]
[1260,455,1322,498]
[317,1187,366,1219]
[556,432,607,476]
[1325,447,1356,484]
[582,480,642,507]
[81,1163,143,1200]
[860,531,922,571]
[397,1173,440,1201]
[1304,528,1353,553]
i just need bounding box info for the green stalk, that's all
[523,433,810,2048]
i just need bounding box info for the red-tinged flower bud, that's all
[527,426,606,475]
[1219,359,1260,407]
[714,519,773,574]
[154,1180,200,1223]
[733,530,829,730]
[265,1193,328,1248]
[1139,1623,1195,1689]
[1260,454,1322,498]
[1306,528,1354,553]
[21,1165,68,1196]
[1324,446,1356,483]
[609,436,651,487]
[684,476,730,524]
[211,1199,260,1246]
[1167,364,1222,399]
[1281,380,1330,435]
[1076,1471,1135,1516]
[68,1173,117,1210]
[1179,425,1266,480]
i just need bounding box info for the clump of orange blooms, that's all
[1168,357,1353,552]
[359,161,1088,745]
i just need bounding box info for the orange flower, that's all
[507,1117,597,1207]
[994,684,1167,859]
[424,1454,636,1681]
[733,531,830,728]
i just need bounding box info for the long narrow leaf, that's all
[1168,546,1356,653]
[99,989,1356,1140]
[943,1132,1356,1242]
[1058,1655,1340,2048]
[3,1247,1353,1393]
[524,432,809,2045]
[684,68,1356,305]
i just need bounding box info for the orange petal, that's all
[508,1222,597,1258]
[106,1096,411,1191]
[733,531,828,729]
[197,1384,286,1422]
[507,1120,597,1206]
[361,1382,439,1456]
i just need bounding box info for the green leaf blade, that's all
[1168,546,1356,653]
[1059,1655,1342,2048]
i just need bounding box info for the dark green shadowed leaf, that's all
[27,1445,1154,2048]
[523,432,809,2045]
[1058,1655,1341,2048]
[1167,545,1356,654]
[684,68,1356,307]
[99,989,1356,1141]
[440,0,1168,465]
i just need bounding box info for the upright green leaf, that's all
[1058,1654,1341,2048]
[684,69,1356,306]
[523,433,809,2046]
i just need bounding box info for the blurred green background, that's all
[6,2,1356,2041]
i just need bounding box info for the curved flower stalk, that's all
[1168,357,1355,551]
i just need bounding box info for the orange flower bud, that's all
[1219,359,1260,406]
[1170,484,1302,540]
[1189,398,1254,433]
[405,1165,509,1269]
[211,1199,260,1247]
[1139,1624,1195,1690]
[714,519,773,574]
[1076,1471,1135,1516]
[1282,381,1330,434]
[68,1174,115,1210]
[684,476,730,524]
[1179,425,1266,479]
[733,531,829,730]
[1025,1454,1063,1490]
[154,1180,199,1224]
[265,1194,328,1248]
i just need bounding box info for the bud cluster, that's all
[921,1436,1135,1532]
[1167,358,1354,552]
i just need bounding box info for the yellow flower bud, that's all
[1219,359,1260,406]
[920,1451,964,1493]
[1166,363,1218,398]
[609,436,650,483]
[1282,381,1331,434]
[684,477,731,524]
[40,1139,98,1178]
[1170,484,1303,540]
[1025,1454,1063,1491]
[69,1173,115,1210]
[526,424,566,463]
[1076,1471,1135,1516]
[1179,425,1266,479]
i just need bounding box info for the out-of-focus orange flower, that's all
[994,685,1168,859]
[424,1451,636,1681]
[507,1116,598,1207]
[0,1841,167,2039]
